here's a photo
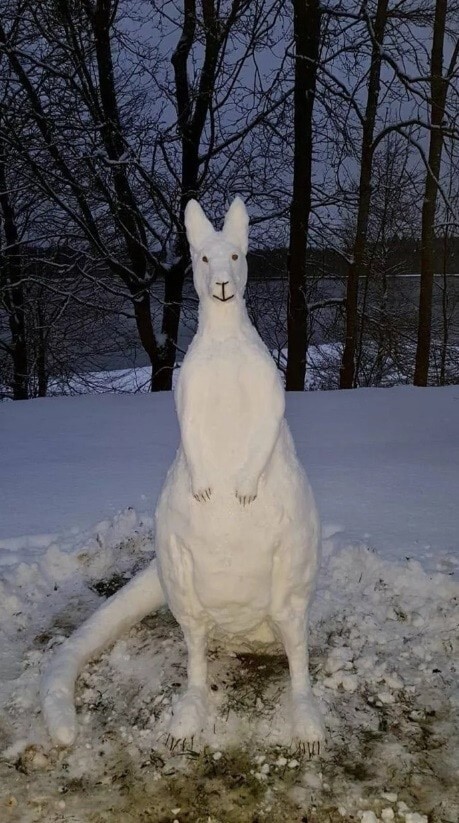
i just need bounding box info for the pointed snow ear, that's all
[184,200,215,253]
[222,196,249,255]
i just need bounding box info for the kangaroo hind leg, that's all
[274,605,325,756]
[167,622,208,744]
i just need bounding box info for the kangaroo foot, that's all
[291,693,325,757]
[167,687,207,743]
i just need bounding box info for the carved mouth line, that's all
[213,294,235,302]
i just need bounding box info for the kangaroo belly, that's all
[157,524,277,633]
[193,545,273,620]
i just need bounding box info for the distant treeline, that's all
[248,238,459,280]
[11,237,459,283]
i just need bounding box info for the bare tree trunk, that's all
[414,0,450,386]
[153,0,198,391]
[286,0,321,391]
[131,290,159,391]
[355,261,371,384]
[339,0,389,389]
[0,143,28,400]
[374,266,388,384]
[36,300,48,397]
[439,223,449,385]
[154,258,188,391]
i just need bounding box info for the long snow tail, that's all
[41,560,166,746]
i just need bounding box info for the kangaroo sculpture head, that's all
[184,197,249,311]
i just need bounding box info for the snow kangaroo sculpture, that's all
[41,197,324,753]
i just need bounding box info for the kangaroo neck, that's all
[196,298,252,343]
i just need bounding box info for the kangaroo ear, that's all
[222,196,249,254]
[184,200,215,253]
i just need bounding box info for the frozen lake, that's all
[1,273,458,383]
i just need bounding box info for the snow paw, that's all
[234,472,259,506]
[291,694,325,758]
[168,687,207,742]
[193,487,212,503]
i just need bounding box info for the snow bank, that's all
[1,386,458,568]
[0,393,176,543]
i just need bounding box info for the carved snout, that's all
[213,279,235,302]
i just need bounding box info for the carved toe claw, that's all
[165,734,197,753]
[235,492,257,506]
[307,740,321,758]
[193,487,212,502]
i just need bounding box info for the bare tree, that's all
[285,0,321,391]
[339,0,390,389]
[155,0,256,388]
[354,135,420,386]
[0,0,291,392]
[432,138,459,385]
[0,136,28,399]
[0,2,163,388]
[414,0,459,385]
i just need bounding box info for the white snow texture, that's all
[41,198,324,750]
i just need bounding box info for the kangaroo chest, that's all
[182,342,268,477]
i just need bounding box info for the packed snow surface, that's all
[1,387,457,567]
[0,386,458,822]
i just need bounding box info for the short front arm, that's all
[176,373,213,500]
[234,366,285,502]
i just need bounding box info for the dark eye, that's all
[202,255,208,263]
[232,253,238,260]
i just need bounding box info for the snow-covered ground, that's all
[0,387,458,822]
